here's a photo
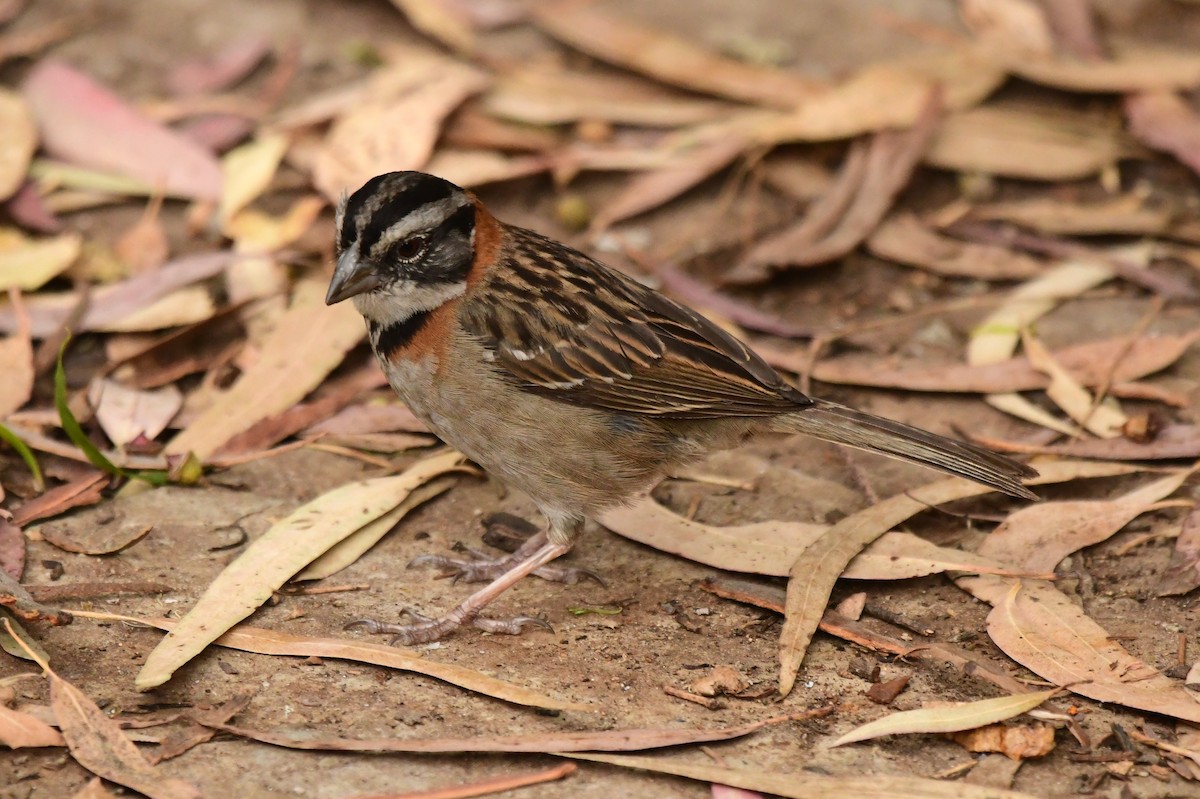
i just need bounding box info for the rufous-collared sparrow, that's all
[326,171,1037,644]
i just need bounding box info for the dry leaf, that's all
[166,35,271,96]
[775,459,1140,697]
[0,88,36,201]
[485,65,734,127]
[980,470,1193,574]
[164,277,364,461]
[959,0,1054,55]
[0,518,23,579]
[113,198,169,273]
[925,104,1125,180]
[966,194,1199,238]
[87,379,182,448]
[0,288,33,417]
[0,228,81,291]
[568,752,1042,799]
[219,132,289,227]
[1021,330,1126,437]
[389,0,475,54]
[867,213,1043,280]
[0,700,64,748]
[23,60,222,201]
[756,50,1005,144]
[531,1,821,108]
[135,450,465,690]
[1159,507,1200,597]
[225,194,325,252]
[830,689,1056,747]
[40,521,152,557]
[960,578,1200,724]
[312,55,488,200]
[1007,41,1200,93]
[423,148,549,188]
[952,722,1056,760]
[1125,91,1200,178]
[11,472,107,527]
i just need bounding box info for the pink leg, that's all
[347,538,571,645]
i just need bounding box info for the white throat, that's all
[353,280,466,327]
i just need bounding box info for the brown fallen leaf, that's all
[442,105,560,153]
[108,307,246,389]
[775,459,1138,697]
[831,689,1055,747]
[70,779,119,799]
[164,277,365,461]
[531,1,821,109]
[730,89,941,283]
[312,54,488,200]
[2,618,201,799]
[1006,41,1200,93]
[865,675,910,705]
[0,251,234,337]
[952,722,1056,760]
[1125,91,1200,179]
[959,0,1054,55]
[966,194,1200,241]
[0,287,33,418]
[756,49,1004,144]
[0,702,66,748]
[40,521,152,557]
[960,578,1200,724]
[345,763,577,799]
[567,752,1042,799]
[1159,507,1200,597]
[10,472,107,527]
[23,60,221,201]
[765,329,1200,395]
[135,450,467,691]
[1020,329,1126,438]
[0,518,23,580]
[422,148,550,188]
[0,88,36,201]
[1039,0,1106,60]
[653,264,813,339]
[87,379,182,448]
[689,666,747,698]
[867,213,1043,280]
[112,196,169,274]
[166,35,271,96]
[389,0,475,55]
[485,64,734,127]
[206,715,784,753]
[305,403,428,437]
[925,104,1126,181]
[148,690,255,764]
[975,423,1200,460]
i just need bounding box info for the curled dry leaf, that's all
[23,60,222,201]
[867,213,1043,280]
[1125,91,1200,179]
[0,88,36,201]
[531,0,821,108]
[164,278,364,461]
[925,104,1126,181]
[830,689,1056,747]
[10,472,107,527]
[135,450,466,691]
[40,521,152,557]
[961,578,1200,724]
[737,89,941,281]
[485,65,734,127]
[568,752,1043,799]
[952,722,1056,760]
[0,228,81,292]
[978,470,1192,574]
[312,55,488,200]
[166,35,272,96]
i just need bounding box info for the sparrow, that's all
[326,171,1038,644]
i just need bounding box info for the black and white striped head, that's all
[326,172,477,321]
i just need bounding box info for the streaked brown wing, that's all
[460,227,810,419]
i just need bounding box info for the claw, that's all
[472,615,554,635]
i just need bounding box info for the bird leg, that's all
[408,526,603,585]
[347,537,571,645]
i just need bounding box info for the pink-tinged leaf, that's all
[4,181,62,233]
[0,703,65,748]
[166,35,271,96]
[23,60,222,201]
[87,379,183,448]
[1125,91,1200,179]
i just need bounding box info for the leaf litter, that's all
[4,0,1200,795]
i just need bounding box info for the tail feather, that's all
[774,399,1038,500]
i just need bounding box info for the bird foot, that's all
[408,549,603,586]
[346,607,553,645]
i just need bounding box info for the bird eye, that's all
[392,235,427,261]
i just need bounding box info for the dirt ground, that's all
[3,1,1200,798]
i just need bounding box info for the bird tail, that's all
[771,399,1038,500]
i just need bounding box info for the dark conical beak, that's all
[326,251,382,305]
